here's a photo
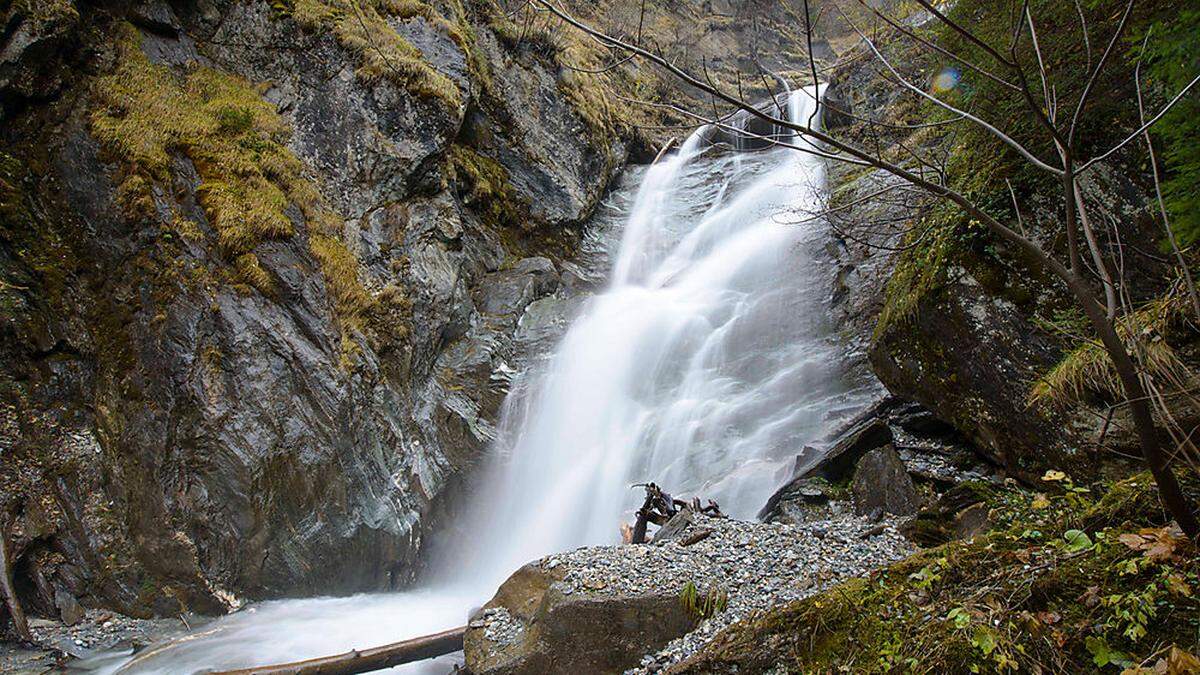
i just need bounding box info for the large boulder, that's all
[464,562,697,675]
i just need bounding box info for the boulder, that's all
[54,587,85,626]
[758,478,838,524]
[464,563,695,675]
[795,416,893,483]
[851,446,921,517]
[820,80,854,130]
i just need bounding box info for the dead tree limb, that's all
[209,625,466,675]
[0,508,32,643]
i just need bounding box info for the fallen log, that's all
[209,625,466,675]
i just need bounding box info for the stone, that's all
[851,446,921,517]
[821,80,854,130]
[758,478,838,525]
[463,564,695,675]
[795,416,894,483]
[952,503,991,541]
[55,587,85,626]
[892,408,955,436]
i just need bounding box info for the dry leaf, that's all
[1035,611,1061,625]
[1119,526,1185,562]
[1165,574,1193,598]
[1165,646,1200,674]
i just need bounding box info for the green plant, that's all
[680,581,728,622]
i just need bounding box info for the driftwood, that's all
[629,484,723,545]
[679,528,713,547]
[208,625,466,675]
[630,483,686,544]
[0,508,32,642]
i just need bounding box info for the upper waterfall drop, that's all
[454,84,854,582]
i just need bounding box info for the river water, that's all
[94,85,875,674]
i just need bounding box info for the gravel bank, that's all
[470,509,914,673]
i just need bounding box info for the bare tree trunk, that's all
[0,509,32,643]
[1070,281,1200,539]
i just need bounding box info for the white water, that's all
[92,85,870,674]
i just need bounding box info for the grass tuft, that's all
[91,25,378,361]
[1029,292,1197,408]
[284,0,462,108]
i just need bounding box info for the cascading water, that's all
[92,85,875,674]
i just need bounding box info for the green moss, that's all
[284,0,462,108]
[4,0,78,32]
[0,152,76,312]
[91,25,376,360]
[677,473,1200,674]
[448,143,527,229]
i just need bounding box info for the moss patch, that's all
[448,143,526,229]
[674,473,1200,674]
[284,0,462,109]
[91,25,374,358]
[3,0,78,33]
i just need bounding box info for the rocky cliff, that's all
[0,0,639,617]
[821,0,1197,480]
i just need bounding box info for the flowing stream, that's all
[93,85,875,674]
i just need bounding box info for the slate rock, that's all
[851,445,921,517]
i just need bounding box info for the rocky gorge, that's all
[3,0,1200,672]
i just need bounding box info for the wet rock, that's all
[892,405,955,436]
[820,80,854,130]
[758,478,840,525]
[795,416,893,482]
[475,257,560,317]
[851,445,921,517]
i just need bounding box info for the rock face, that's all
[851,445,920,517]
[821,34,1178,478]
[0,0,629,617]
[761,398,997,527]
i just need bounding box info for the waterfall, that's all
[94,85,872,674]
[452,85,843,579]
